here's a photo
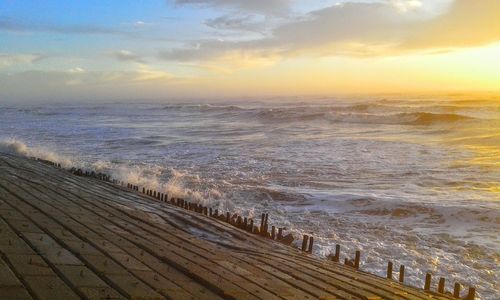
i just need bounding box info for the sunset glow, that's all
[1,0,499,101]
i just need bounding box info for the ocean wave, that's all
[0,138,225,207]
[328,112,475,126]
[252,106,476,126]
[0,139,74,167]
[161,103,245,113]
[146,101,493,127]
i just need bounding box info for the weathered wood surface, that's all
[0,154,456,300]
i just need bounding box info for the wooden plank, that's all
[8,173,299,300]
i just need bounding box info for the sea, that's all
[0,95,498,299]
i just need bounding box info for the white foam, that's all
[0,138,74,168]
[0,138,227,207]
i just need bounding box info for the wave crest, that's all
[0,139,73,167]
[328,112,474,126]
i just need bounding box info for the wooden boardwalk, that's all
[0,153,458,300]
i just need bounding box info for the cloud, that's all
[0,53,44,69]
[67,67,85,73]
[174,0,291,15]
[133,65,173,81]
[0,67,174,92]
[401,0,500,50]
[0,16,129,36]
[134,21,147,27]
[0,66,184,102]
[204,14,264,32]
[160,0,500,65]
[391,0,423,12]
[112,50,146,63]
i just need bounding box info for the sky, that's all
[0,0,499,102]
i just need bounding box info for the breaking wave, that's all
[328,112,475,126]
[0,138,225,208]
[0,139,74,168]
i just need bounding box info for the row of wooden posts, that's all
[123,183,298,245]
[122,181,476,300]
[62,162,476,300]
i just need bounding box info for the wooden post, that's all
[301,235,309,251]
[387,261,393,279]
[438,277,445,293]
[278,228,283,240]
[203,207,208,216]
[466,287,475,300]
[271,226,276,240]
[399,265,405,283]
[236,216,242,228]
[308,236,314,253]
[214,209,218,217]
[424,273,432,291]
[453,283,460,298]
[260,213,265,232]
[333,244,340,262]
[354,250,360,269]
[209,207,213,216]
[264,213,269,234]
[249,219,254,232]
[226,212,230,223]
[244,217,248,230]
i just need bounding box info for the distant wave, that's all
[154,102,480,126]
[328,112,475,126]
[161,104,245,113]
[251,106,476,126]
